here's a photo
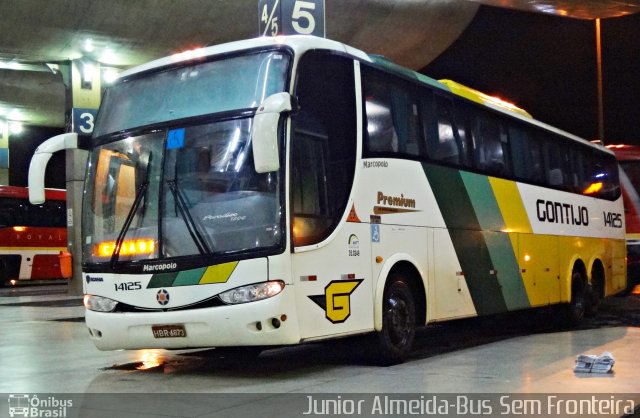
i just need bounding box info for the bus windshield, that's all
[83,50,290,267]
[93,50,290,138]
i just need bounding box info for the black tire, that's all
[565,270,587,326]
[585,270,603,317]
[376,275,416,365]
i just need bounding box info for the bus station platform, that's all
[1,285,639,417]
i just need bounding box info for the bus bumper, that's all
[85,285,300,350]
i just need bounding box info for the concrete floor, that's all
[1,285,639,417]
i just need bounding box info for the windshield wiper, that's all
[167,180,212,255]
[110,181,149,268]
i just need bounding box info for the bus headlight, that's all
[218,281,285,305]
[84,294,118,312]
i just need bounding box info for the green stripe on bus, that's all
[173,267,207,286]
[147,272,178,288]
[422,163,507,315]
[482,231,530,310]
[460,172,530,310]
[460,172,504,231]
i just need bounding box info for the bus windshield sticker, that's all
[167,128,185,149]
[348,234,360,257]
[346,204,361,223]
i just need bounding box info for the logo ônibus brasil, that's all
[8,394,72,417]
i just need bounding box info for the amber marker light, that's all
[12,226,26,232]
[583,182,603,195]
[93,239,156,258]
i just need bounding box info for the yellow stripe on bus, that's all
[488,177,532,234]
[199,261,239,284]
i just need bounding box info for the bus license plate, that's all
[152,324,187,338]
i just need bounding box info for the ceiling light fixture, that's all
[9,121,23,135]
[101,48,115,64]
[103,68,119,84]
[83,38,94,53]
[81,61,95,89]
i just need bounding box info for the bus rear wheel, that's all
[376,274,416,365]
[586,266,604,317]
[565,270,587,326]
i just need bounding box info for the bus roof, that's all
[0,185,65,201]
[116,35,613,156]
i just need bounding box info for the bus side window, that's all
[568,144,589,193]
[365,97,397,153]
[469,110,510,176]
[510,124,543,183]
[362,66,422,158]
[603,155,621,199]
[586,152,620,199]
[426,96,463,165]
[543,136,568,188]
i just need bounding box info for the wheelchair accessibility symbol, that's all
[371,224,380,243]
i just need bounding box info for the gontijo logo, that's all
[309,279,363,323]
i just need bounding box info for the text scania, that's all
[143,263,178,272]
[536,199,589,226]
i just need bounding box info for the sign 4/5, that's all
[259,0,325,38]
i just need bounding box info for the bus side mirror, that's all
[252,92,293,173]
[28,133,79,204]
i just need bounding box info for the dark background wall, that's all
[9,125,65,188]
[423,6,640,144]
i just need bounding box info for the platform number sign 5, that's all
[259,0,325,38]
[291,1,316,34]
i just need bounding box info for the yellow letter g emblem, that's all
[309,279,363,324]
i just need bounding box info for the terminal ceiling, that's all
[0,0,638,129]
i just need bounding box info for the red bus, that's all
[607,144,640,291]
[0,186,70,287]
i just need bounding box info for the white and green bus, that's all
[29,36,626,364]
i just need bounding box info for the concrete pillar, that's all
[65,148,88,296]
[0,124,8,185]
[63,59,100,296]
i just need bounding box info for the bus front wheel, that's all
[376,274,416,365]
